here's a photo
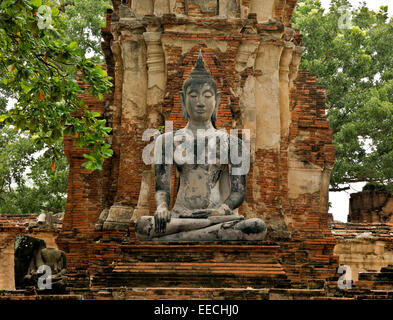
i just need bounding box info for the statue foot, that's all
[229,218,267,241]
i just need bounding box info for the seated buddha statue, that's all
[135,52,267,241]
[23,242,67,292]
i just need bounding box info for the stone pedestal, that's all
[88,240,290,294]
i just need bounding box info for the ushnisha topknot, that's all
[183,49,217,92]
[189,49,211,79]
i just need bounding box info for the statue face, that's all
[184,83,218,123]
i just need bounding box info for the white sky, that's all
[320,0,393,16]
[321,0,392,222]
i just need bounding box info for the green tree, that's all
[0,128,68,214]
[292,0,393,192]
[57,0,112,62]
[0,0,113,171]
[0,0,112,214]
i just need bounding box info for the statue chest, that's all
[172,134,230,166]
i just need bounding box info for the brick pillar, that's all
[279,42,294,138]
[103,30,148,231]
[253,41,284,227]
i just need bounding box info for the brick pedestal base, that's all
[88,241,291,294]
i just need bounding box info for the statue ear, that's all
[180,91,188,120]
[212,92,221,123]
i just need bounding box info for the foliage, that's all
[57,0,112,62]
[0,0,113,172]
[0,0,113,213]
[0,128,68,214]
[292,0,393,192]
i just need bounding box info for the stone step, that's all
[88,287,334,300]
[92,262,290,289]
[90,242,290,289]
[113,262,286,276]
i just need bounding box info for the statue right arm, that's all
[154,133,173,232]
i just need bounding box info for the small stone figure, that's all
[136,51,267,241]
[23,241,67,292]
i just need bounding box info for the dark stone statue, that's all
[135,52,267,241]
[15,235,67,292]
[14,236,45,289]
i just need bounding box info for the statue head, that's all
[180,51,221,123]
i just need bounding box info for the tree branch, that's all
[40,206,62,214]
[329,186,350,192]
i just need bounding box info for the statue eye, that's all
[204,92,213,98]
[190,93,197,98]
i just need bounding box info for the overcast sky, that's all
[320,0,393,16]
[320,0,392,222]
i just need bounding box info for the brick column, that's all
[279,41,294,138]
[253,41,284,227]
[103,29,148,231]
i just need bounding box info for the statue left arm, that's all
[224,133,248,210]
[213,134,247,215]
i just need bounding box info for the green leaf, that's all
[88,112,101,118]
[51,7,59,16]
[21,82,34,94]
[83,153,96,162]
[67,41,78,51]
[96,68,107,77]
[31,0,42,8]
[82,160,99,171]
[64,126,73,136]
[15,119,26,130]
[102,148,113,158]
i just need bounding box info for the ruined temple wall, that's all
[276,69,337,286]
[59,0,338,288]
[331,223,393,282]
[334,240,393,282]
[349,188,393,224]
[0,232,16,291]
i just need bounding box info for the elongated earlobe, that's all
[179,91,189,120]
[212,93,221,123]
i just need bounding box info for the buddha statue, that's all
[23,242,67,292]
[135,51,267,241]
